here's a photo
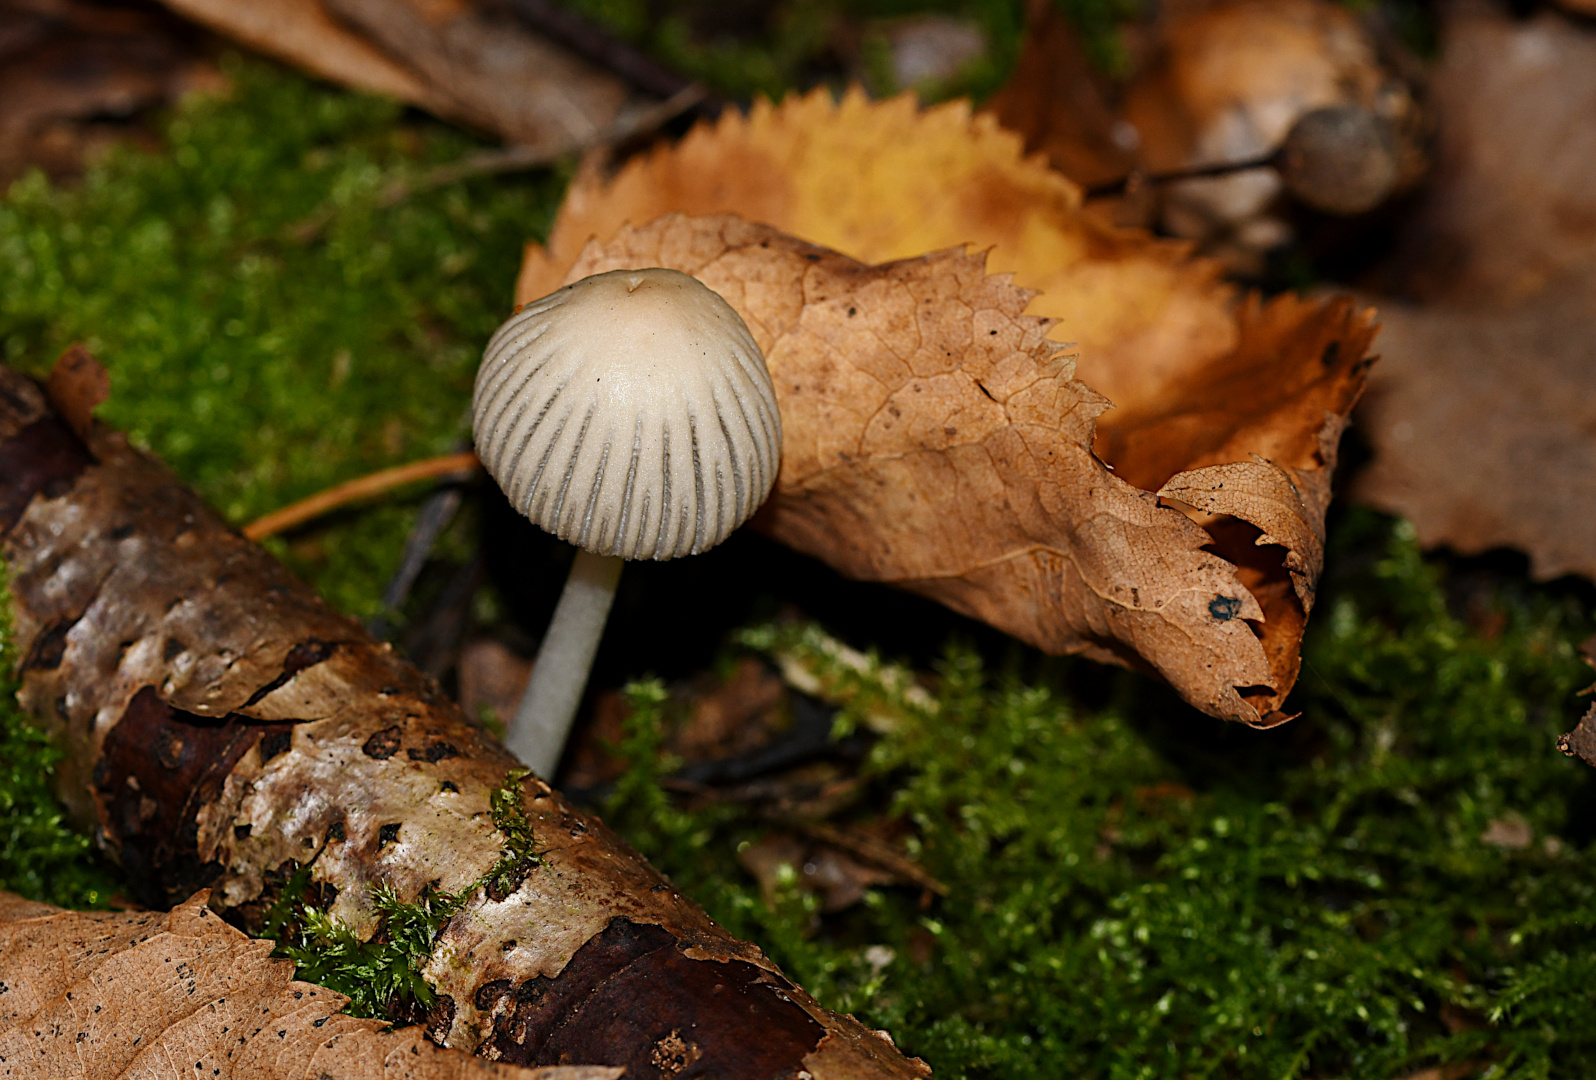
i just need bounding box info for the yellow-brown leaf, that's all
[518,92,1376,724]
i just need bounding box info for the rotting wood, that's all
[0,356,931,1080]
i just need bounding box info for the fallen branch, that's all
[0,354,929,1079]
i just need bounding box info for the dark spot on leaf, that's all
[1209,596,1244,621]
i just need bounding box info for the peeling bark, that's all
[0,361,930,1080]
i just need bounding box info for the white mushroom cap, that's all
[473,268,782,560]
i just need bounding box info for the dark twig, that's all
[367,478,469,641]
[288,84,706,244]
[1083,151,1278,200]
[383,486,465,613]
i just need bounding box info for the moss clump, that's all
[262,770,543,1020]
[0,55,565,619]
[483,768,542,900]
[601,513,1596,1080]
[270,877,467,1019]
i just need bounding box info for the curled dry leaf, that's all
[1352,7,1596,582]
[516,91,1376,724]
[0,359,930,1080]
[0,890,615,1080]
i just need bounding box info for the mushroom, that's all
[472,267,782,777]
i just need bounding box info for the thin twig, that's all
[1082,151,1279,200]
[377,83,708,206]
[382,486,465,612]
[243,452,480,541]
[288,83,707,244]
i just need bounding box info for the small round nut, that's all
[1279,105,1400,216]
[473,268,782,560]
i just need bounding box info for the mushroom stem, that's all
[506,547,624,777]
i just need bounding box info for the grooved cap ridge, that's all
[473,268,782,559]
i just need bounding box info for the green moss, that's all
[0,566,122,909]
[483,768,542,899]
[601,513,1596,1080]
[262,770,542,1019]
[555,0,1026,103]
[273,881,467,1018]
[0,55,566,619]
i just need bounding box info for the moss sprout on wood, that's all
[270,878,468,1020]
[259,769,544,1020]
[0,566,123,909]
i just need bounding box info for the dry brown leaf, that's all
[154,0,632,146]
[516,92,1375,725]
[1352,7,1596,582]
[548,212,1371,725]
[1380,7,1596,307]
[0,1,216,186]
[983,0,1134,191]
[0,890,615,1080]
[739,833,895,914]
[322,0,629,146]
[1355,288,1596,581]
[156,0,443,107]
